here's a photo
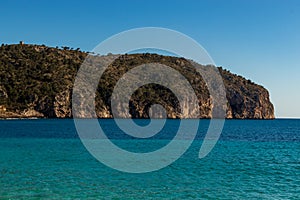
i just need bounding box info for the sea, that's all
[0,119,299,199]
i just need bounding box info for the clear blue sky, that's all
[1,0,299,118]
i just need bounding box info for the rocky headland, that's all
[0,44,275,119]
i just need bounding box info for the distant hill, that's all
[0,43,274,119]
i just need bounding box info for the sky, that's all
[1,0,299,118]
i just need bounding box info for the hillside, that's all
[0,43,275,119]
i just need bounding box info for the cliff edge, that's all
[0,44,275,119]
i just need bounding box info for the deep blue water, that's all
[0,119,299,199]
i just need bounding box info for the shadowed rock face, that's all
[220,69,275,119]
[0,44,274,119]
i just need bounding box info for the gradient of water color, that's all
[0,119,299,199]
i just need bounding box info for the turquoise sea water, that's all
[0,119,299,199]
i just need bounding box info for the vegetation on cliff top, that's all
[0,43,274,119]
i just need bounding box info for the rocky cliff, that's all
[0,44,275,119]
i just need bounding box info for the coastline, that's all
[0,116,276,120]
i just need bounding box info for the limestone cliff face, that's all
[54,89,72,118]
[0,44,275,119]
[220,69,275,119]
[225,88,275,119]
